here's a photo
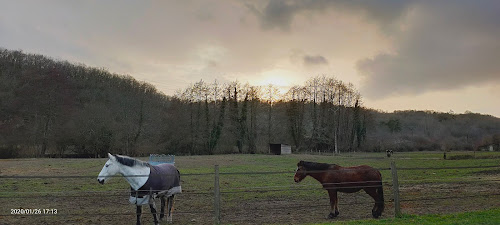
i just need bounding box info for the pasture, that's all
[1,151,499,224]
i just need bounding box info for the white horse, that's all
[97,153,181,225]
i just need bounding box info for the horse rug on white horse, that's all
[129,163,181,205]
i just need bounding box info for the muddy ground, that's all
[0,156,499,225]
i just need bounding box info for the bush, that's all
[0,146,18,159]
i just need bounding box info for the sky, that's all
[1,0,499,117]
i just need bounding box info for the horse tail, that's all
[176,169,181,183]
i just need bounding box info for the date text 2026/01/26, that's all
[11,208,58,215]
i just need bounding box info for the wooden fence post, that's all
[390,161,402,217]
[214,165,221,225]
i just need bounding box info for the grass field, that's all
[0,151,499,224]
[325,208,500,225]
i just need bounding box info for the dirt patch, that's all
[398,182,500,216]
[220,194,395,225]
[2,157,500,224]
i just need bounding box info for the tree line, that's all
[173,77,364,155]
[0,48,498,158]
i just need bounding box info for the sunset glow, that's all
[261,75,289,87]
[1,1,498,116]
[251,69,299,96]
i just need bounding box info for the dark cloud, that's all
[246,0,415,32]
[245,1,297,31]
[358,1,500,98]
[246,1,500,99]
[303,55,328,66]
[207,60,218,68]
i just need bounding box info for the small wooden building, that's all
[269,144,292,155]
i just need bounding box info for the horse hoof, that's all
[372,211,381,218]
[327,212,338,219]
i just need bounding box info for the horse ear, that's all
[108,153,114,160]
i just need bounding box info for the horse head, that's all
[97,153,121,184]
[294,160,307,182]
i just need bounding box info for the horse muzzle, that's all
[98,179,105,185]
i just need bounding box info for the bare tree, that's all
[264,84,280,148]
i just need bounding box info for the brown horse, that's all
[294,160,384,219]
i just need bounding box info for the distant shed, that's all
[269,144,291,155]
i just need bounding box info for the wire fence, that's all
[1,163,499,224]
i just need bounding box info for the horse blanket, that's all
[129,163,182,205]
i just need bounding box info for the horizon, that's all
[1,1,499,117]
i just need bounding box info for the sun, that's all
[257,68,295,87]
[249,68,300,98]
[262,75,289,87]
[247,69,299,98]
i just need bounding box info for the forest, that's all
[1,48,499,158]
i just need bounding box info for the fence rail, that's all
[1,163,499,224]
[1,164,496,179]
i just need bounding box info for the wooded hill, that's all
[1,48,499,158]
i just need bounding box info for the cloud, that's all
[358,1,500,98]
[246,0,415,32]
[2,0,499,117]
[245,0,297,31]
[245,0,500,99]
[303,55,328,66]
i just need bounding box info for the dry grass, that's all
[1,152,499,224]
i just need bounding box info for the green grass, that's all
[314,208,500,225]
[1,152,498,200]
[1,151,499,224]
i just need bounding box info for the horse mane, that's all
[298,160,333,171]
[114,154,149,167]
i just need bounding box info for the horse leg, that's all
[327,190,339,219]
[159,196,166,221]
[166,195,175,223]
[364,187,383,218]
[136,205,142,225]
[149,199,159,225]
[376,184,385,217]
[334,192,339,216]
